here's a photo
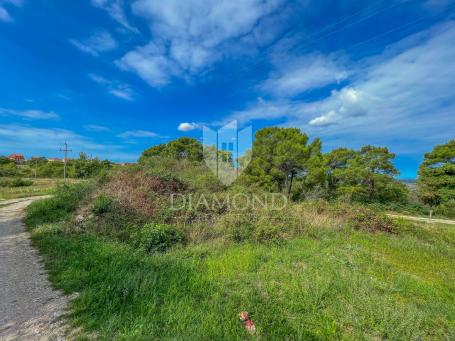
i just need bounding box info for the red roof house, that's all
[8,153,25,162]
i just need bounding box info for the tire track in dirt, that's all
[0,197,69,341]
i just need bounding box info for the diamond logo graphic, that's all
[203,120,252,185]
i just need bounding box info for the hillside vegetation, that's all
[25,131,455,339]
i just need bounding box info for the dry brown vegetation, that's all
[70,167,396,247]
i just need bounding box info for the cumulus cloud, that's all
[89,74,135,101]
[117,43,178,87]
[70,30,117,56]
[117,0,283,86]
[0,108,59,120]
[309,110,338,127]
[177,122,199,131]
[260,55,347,97]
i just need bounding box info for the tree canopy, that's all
[140,137,203,163]
[243,127,318,195]
[418,140,455,215]
[325,146,406,202]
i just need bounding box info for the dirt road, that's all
[387,213,455,225]
[0,198,68,341]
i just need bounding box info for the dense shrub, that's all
[11,178,34,187]
[325,202,396,233]
[347,208,395,233]
[103,168,185,218]
[0,178,33,187]
[133,223,183,253]
[142,156,223,192]
[25,183,92,227]
[92,194,116,216]
[220,212,257,242]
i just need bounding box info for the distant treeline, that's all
[0,152,111,179]
[140,129,454,217]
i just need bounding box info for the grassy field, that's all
[0,178,82,200]
[26,189,455,339]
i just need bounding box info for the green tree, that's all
[37,161,64,178]
[326,146,406,202]
[244,127,315,195]
[140,137,203,163]
[418,140,455,215]
[69,153,111,178]
[0,162,18,177]
[324,148,356,193]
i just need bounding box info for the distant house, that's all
[47,157,62,162]
[30,156,46,161]
[8,153,25,163]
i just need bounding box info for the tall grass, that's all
[29,219,455,339]
[24,183,92,227]
[24,173,455,339]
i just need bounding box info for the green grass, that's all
[28,216,455,339]
[24,182,92,227]
[0,177,84,200]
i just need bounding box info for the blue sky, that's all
[0,0,454,178]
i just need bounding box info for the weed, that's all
[132,223,183,253]
[24,183,92,227]
[92,194,116,216]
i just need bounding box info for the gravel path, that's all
[0,198,69,341]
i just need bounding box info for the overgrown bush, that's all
[11,178,34,187]
[0,178,33,187]
[103,168,185,218]
[219,212,257,242]
[132,223,183,253]
[325,202,396,233]
[92,194,116,216]
[25,183,92,227]
[142,156,223,192]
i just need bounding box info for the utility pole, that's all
[59,142,72,183]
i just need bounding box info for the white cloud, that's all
[88,73,135,101]
[0,0,22,22]
[309,110,338,127]
[260,55,347,97]
[117,43,177,86]
[226,21,455,154]
[84,124,110,132]
[0,108,59,120]
[177,122,199,131]
[70,30,117,56]
[0,124,138,161]
[0,124,113,152]
[0,6,11,21]
[117,130,158,138]
[227,98,297,124]
[117,0,283,86]
[91,0,137,32]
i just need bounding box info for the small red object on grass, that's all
[245,319,256,334]
[239,311,256,334]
